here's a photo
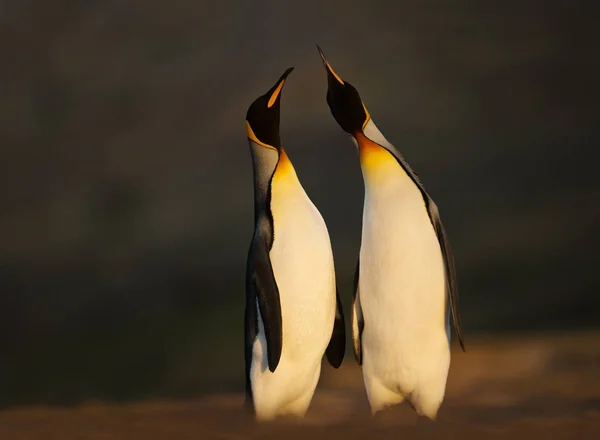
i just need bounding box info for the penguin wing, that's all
[325,287,346,368]
[351,259,364,365]
[248,234,283,372]
[427,199,466,351]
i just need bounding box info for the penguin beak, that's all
[245,67,294,150]
[266,66,294,108]
[316,45,370,136]
[316,45,345,86]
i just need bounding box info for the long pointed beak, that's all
[316,44,345,85]
[266,67,294,108]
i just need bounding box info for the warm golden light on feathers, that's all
[356,132,398,175]
[272,148,294,184]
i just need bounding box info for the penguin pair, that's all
[244,46,465,422]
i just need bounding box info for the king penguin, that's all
[244,67,346,421]
[316,46,465,420]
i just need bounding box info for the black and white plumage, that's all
[244,67,345,421]
[317,45,464,420]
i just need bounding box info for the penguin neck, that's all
[362,118,394,150]
[355,118,415,190]
[249,142,280,224]
[271,147,298,188]
[356,131,403,186]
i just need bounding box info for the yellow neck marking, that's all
[357,132,396,168]
[356,132,404,184]
[272,148,295,183]
[362,103,371,130]
[246,121,277,150]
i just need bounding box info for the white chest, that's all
[269,181,333,273]
[268,176,336,337]
[360,163,447,338]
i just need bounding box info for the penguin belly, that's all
[359,171,450,420]
[250,180,336,421]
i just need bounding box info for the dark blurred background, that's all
[0,0,598,408]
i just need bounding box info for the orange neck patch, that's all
[356,132,397,171]
[272,148,295,184]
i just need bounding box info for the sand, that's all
[1,331,599,439]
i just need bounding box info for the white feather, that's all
[250,157,336,421]
[358,119,450,420]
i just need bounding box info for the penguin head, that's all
[317,45,370,135]
[246,67,294,151]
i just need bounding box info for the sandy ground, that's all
[1,331,599,439]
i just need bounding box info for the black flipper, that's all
[427,199,465,352]
[252,235,283,371]
[351,258,364,365]
[325,288,346,368]
[244,231,283,410]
